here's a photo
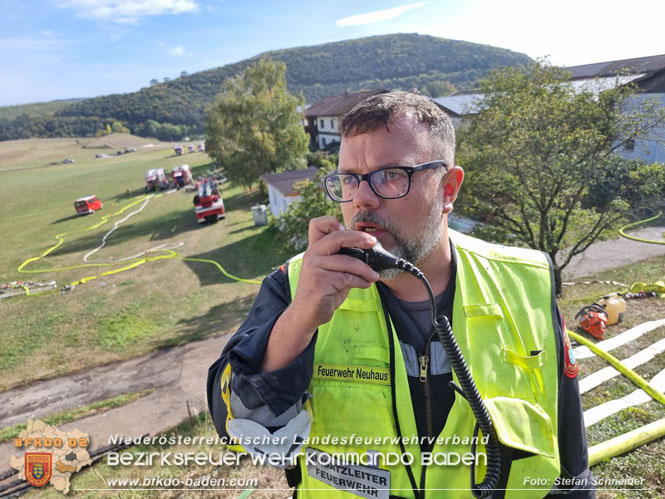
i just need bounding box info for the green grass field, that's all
[0,135,291,390]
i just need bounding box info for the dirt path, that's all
[0,334,230,477]
[2,226,664,478]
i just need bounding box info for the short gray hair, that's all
[339,91,455,166]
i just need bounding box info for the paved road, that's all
[2,226,664,479]
[561,226,665,280]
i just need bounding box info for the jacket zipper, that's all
[419,331,437,449]
[418,331,438,495]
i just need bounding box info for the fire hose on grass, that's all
[81,194,183,264]
[562,212,665,466]
[15,195,261,296]
[568,330,665,465]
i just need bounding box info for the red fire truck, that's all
[144,168,170,192]
[194,178,225,223]
[74,195,103,215]
[171,164,193,188]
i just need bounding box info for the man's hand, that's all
[293,216,380,330]
[261,216,379,372]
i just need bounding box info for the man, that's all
[207,91,593,498]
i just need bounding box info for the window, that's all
[624,139,635,151]
[321,137,327,146]
[320,119,325,129]
[330,119,334,129]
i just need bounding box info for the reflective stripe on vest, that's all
[287,230,560,498]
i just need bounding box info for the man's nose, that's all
[352,178,381,210]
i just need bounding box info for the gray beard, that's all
[350,198,444,280]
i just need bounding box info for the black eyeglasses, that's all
[324,160,447,202]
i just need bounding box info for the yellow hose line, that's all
[568,330,665,406]
[69,257,156,286]
[618,211,665,245]
[16,196,262,293]
[18,195,154,274]
[589,417,665,467]
[177,256,261,285]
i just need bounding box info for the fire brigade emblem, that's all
[563,330,578,378]
[11,419,92,493]
[25,453,52,487]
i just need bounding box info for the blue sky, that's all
[2,0,665,107]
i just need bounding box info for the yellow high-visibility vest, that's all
[286,231,560,498]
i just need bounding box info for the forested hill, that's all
[259,33,531,100]
[0,34,531,141]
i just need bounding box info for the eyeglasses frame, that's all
[323,160,448,203]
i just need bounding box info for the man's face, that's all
[338,116,447,276]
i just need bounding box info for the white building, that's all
[315,116,341,149]
[434,54,665,165]
[261,168,320,218]
[567,54,665,164]
[304,90,387,150]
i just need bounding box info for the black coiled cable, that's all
[434,314,502,498]
[393,258,502,498]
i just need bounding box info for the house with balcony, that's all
[304,89,388,150]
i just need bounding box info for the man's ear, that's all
[442,166,464,214]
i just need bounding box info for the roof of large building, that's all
[565,53,665,80]
[430,54,665,119]
[569,74,645,94]
[305,89,388,118]
[261,167,320,197]
[433,93,485,117]
[434,71,649,118]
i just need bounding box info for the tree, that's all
[149,79,159,86]
[422,80,456,97]
[270,163,341,251]
[155,122,183,141]
[143,119,159,138]
[205,58,309,188]
[457,62,665,294]
[111,121,129,134]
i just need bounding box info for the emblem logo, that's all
[25,453,52,487]
[11,419,92,494]
[563,329,578,378]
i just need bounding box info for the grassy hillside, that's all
[0,33,532,141]
[0,135,290,390]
